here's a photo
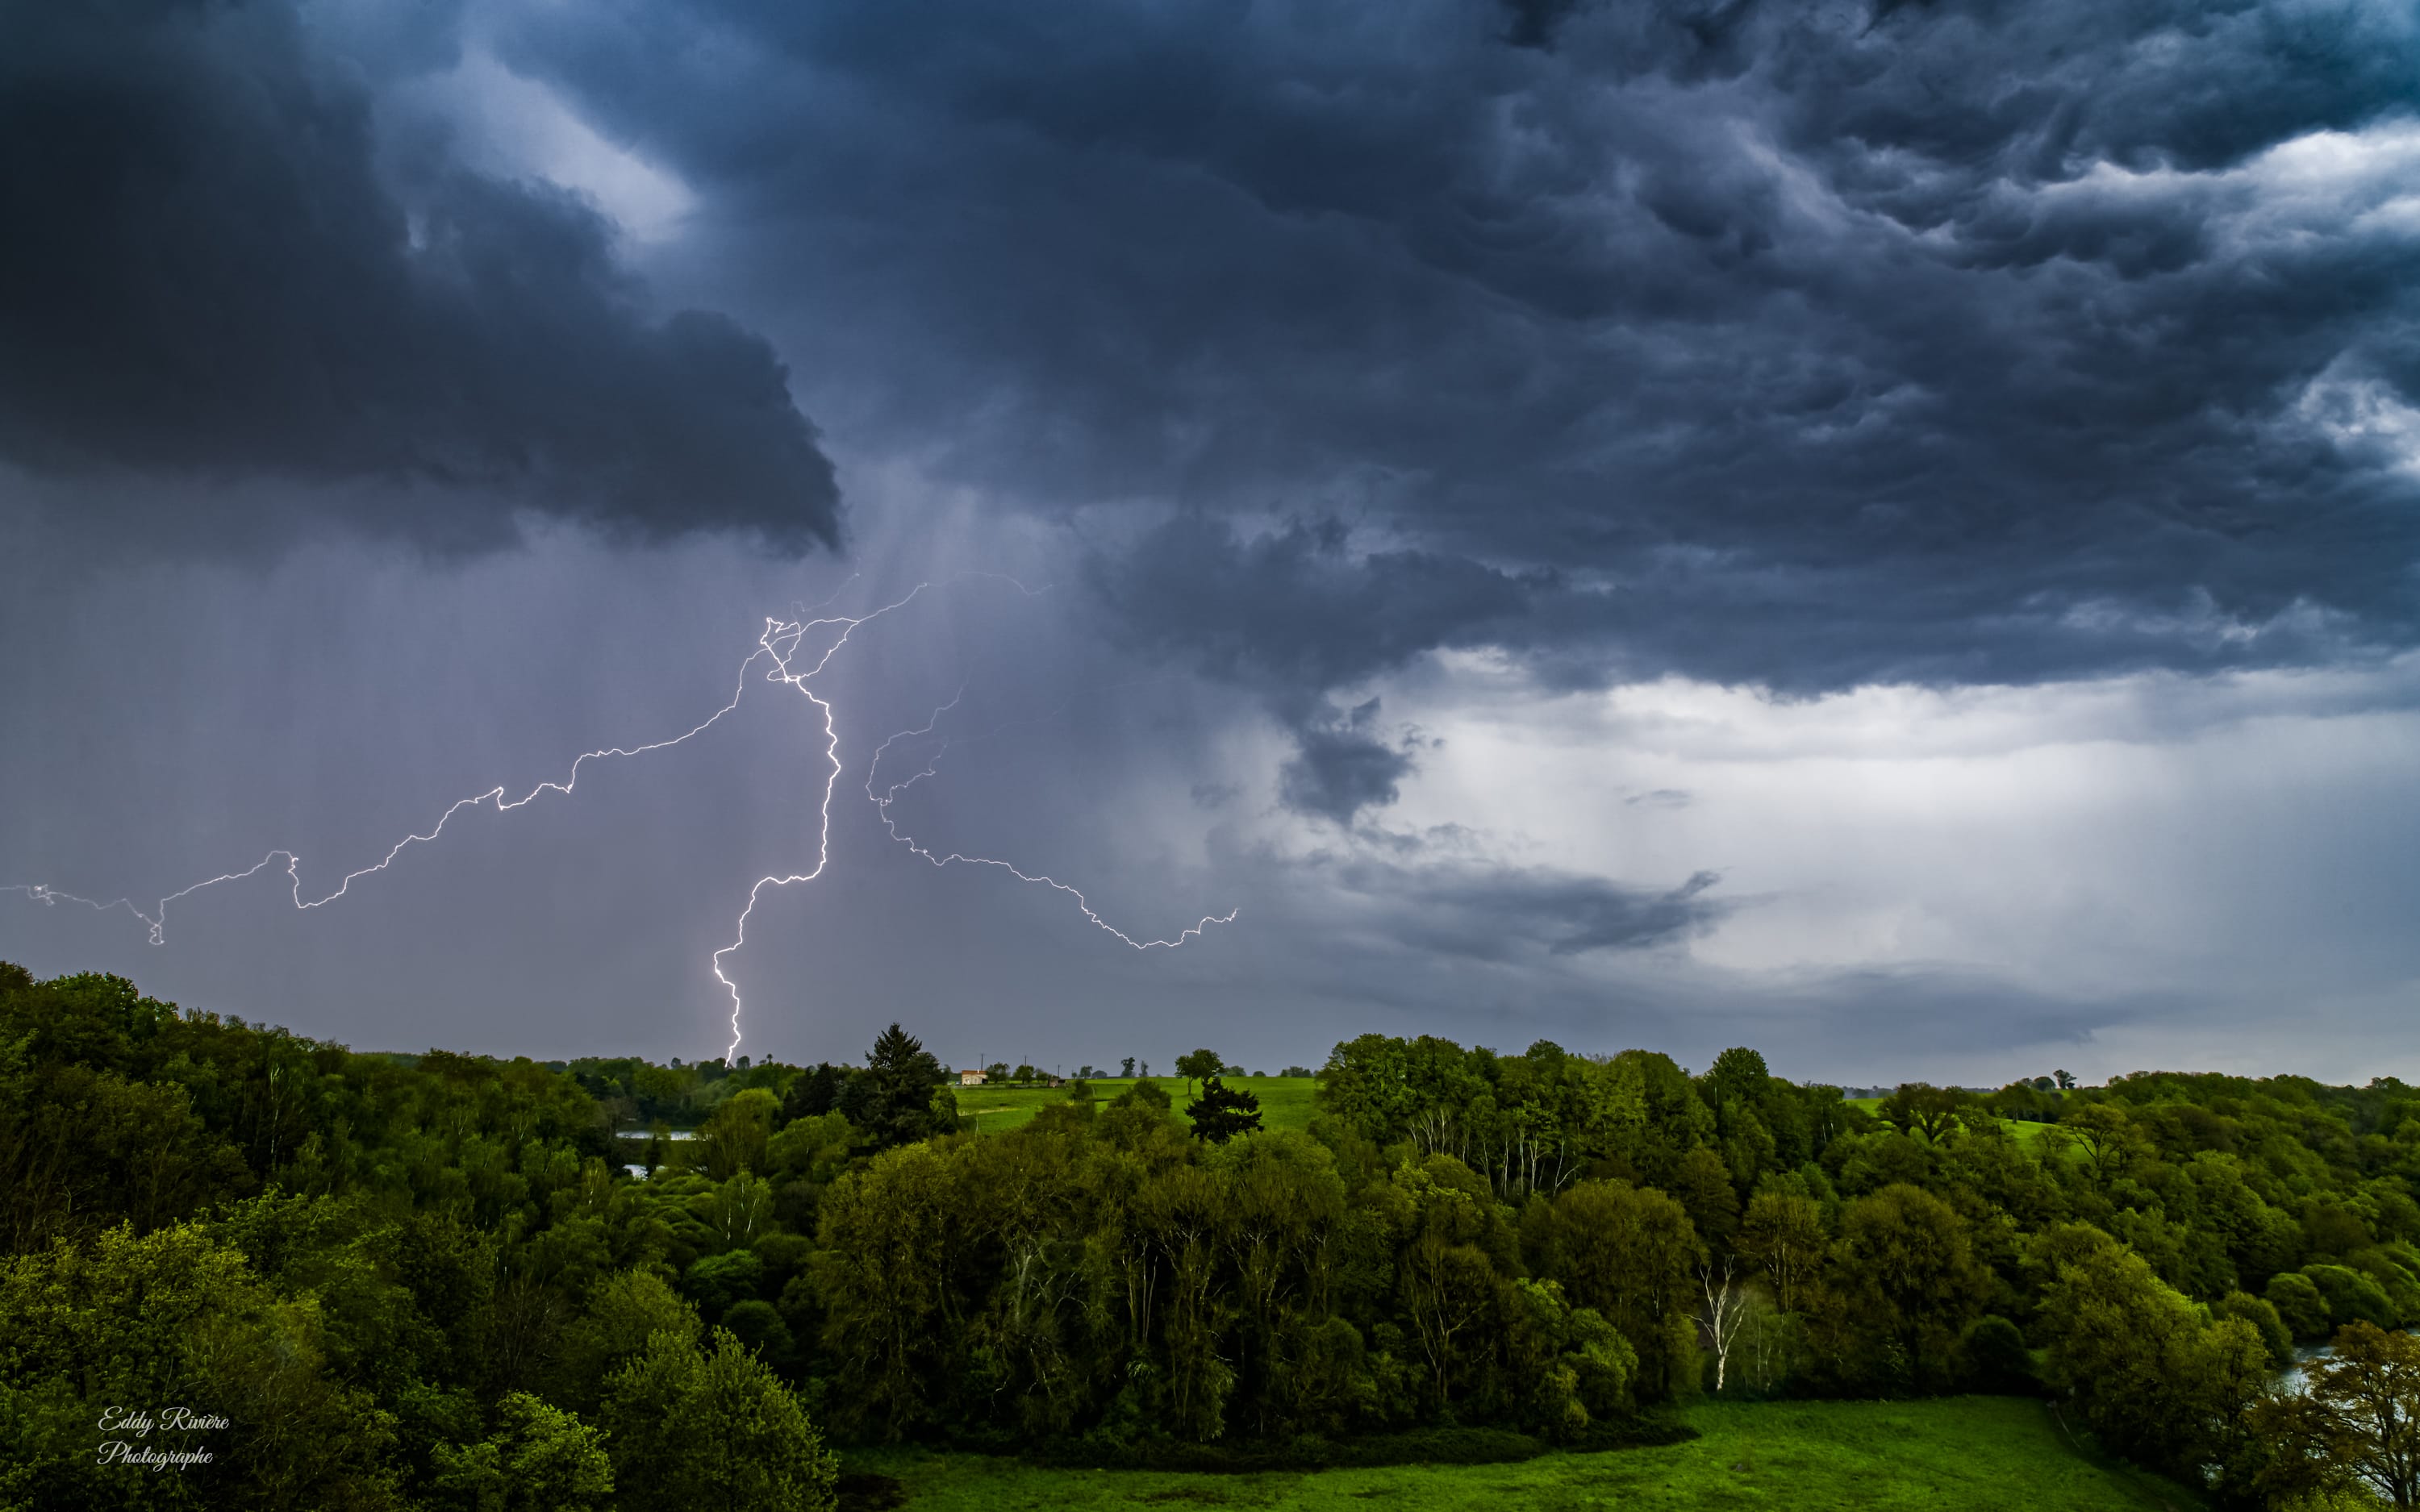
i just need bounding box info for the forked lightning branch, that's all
[3,580,1234,1059]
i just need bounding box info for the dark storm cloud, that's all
[1091,514,1526,818]
[1770,966,2163,1061]
[10,0,2420,1092]
[1544,868,1726,955]
[1335,859,1731,960]
[1092,516,1531,692]
[1498,0,1584,52]
[1279,700,1414,825]
[488,0,2420,716]
[0,0,839,552]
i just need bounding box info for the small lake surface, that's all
[616,1129,695,1181]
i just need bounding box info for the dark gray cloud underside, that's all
[1280,700,1416,826]
[0,1,839,552]
[485,0,2419,714]
[1341,860,1732,962]
[1095,516,1528,819]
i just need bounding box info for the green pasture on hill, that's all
[968,1085,2063,1146]
[956,1077,1323,1135]
[1846,1095,2059,1146]
[844,1396,2203,1512]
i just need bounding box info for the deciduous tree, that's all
[428,1391,613,1512]
[1738,1190,1826,1313]
[600,1327,837,1512]
[1825,1183,1989,1391]
[1175,1049,1225,1097]
[1542,1178,1702,1401]
[2264,1321,2420,1508]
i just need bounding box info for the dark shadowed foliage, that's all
[9,964,2420,1500]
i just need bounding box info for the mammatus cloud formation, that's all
[2,0,2418,1080]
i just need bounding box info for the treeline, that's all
[6,964,2420,1508]
[559,1051,792,1131]
[1315,1035,2420,1504]
[0,966,832,1512]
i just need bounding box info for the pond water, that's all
[615,1129,695,1181]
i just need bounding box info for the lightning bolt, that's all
[869,697,1241,952]
[6,577,1235,1062]
[706,582,939,1062]
[5,634,791,946]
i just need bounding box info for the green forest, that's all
[6,961,2420,1510]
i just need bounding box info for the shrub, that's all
[1955,1315,2037,1394]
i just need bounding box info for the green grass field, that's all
[1846,1096,2060,1147]
[957,1077,1324,1135]
[842,1397,2203,1511]
[966,1086,2065,1147]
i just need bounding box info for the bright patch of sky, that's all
[411,51,695,244]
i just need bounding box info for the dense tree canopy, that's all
[6,960,2420,1506]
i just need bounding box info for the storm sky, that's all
[4,0,2418,1084]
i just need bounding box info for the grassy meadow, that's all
[956,1076,1324,1134]
[843,1397,2204,1512]
[1846,1095,2059,1146]
[966,1084,2060,1144]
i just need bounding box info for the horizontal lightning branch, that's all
[869,698,1240,951]
[6,635,791,945]
[6,576,1234,1062]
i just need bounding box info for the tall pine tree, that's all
[1185,1076,1263,1143]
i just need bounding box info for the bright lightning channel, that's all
[5,581,1235,1061]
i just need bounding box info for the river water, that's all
[2279,1343,2329,1395]
[2275,1331,2417,1394]
[620,1127,695,1179]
